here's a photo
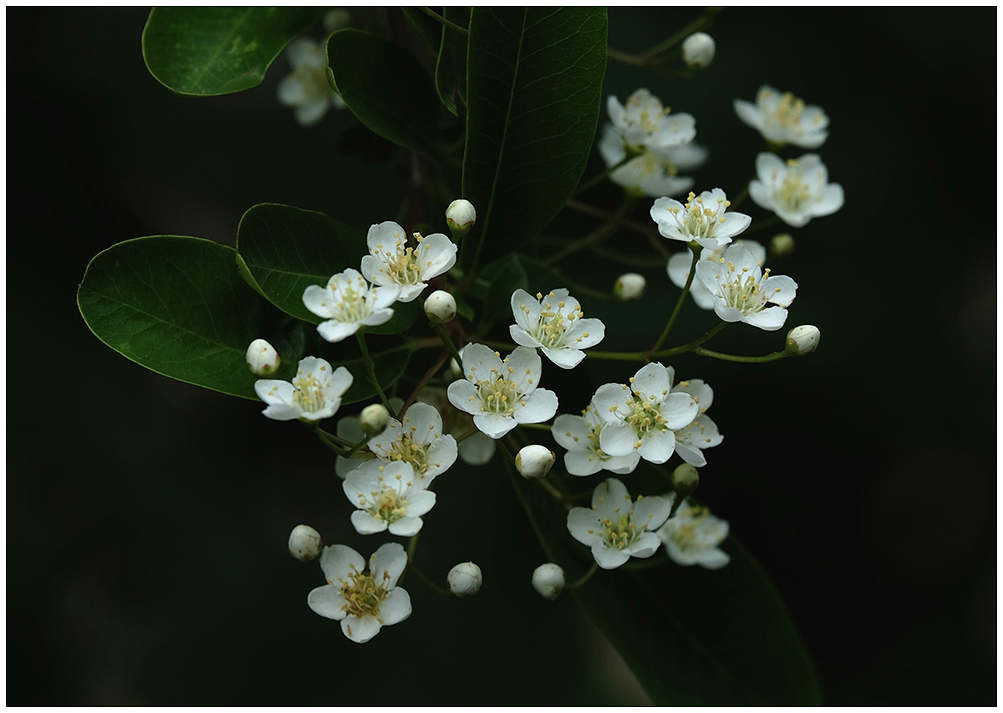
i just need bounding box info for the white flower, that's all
[447,344,558,439]
[277,38,345,126]
[598,125,708,198]
[509,289,605,369]
[657,496,730,569]
[531,563,565,601]
[650,189,751,250]
[591,363,699,464]
[303,268,399,343]
[552,405,640,477]
[334,397,403,478]
[665,368,723,468]
[360,221,457,303]
[288,524,323,562]
[307,542,411,643]
[343,460,436,537]
[607,88,696,151]
[254,356,352,421]
[447,562,482,597]
[667,239,766,311]
[567,478,671,569]
[734,85,829,149]
[416,386,497,466]
[695,244,798,331]
[682,32,715,69]
[749,153,844,227]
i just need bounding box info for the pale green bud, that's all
[246,338,280,376]
[531,563,565,601]
[771,233,796,257]
[682,32,715,69]
[445,199,476,237]
[614,272,647,301]
[786,325,820,356]
[424,290,457,324]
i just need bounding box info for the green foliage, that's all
[142,7,322,96]
[435,7,469,117]
[462,8,608,255]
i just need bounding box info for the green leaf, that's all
[435,7,469,116]
[512,472,822,705]
[327,29,439,156]
[142,7,323,96]
[462,9,607,257]
[340,346,413,407]
[234,203,419,336]
[477,254,528,329]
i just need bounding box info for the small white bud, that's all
[672,463,700,497]
[445,199,477,237]
[614,272,646,301]
[246,338,280,376]
[786,325,820,356]
[424,290,457,324]
[288,524,323,562]
[359,403,390,437]
[531,563,565,601]
[323,9,351,33]
[447,561,483,597]
[516,445,555,480]
[682,32,715,69]
[449,357,462,379]
[771,233,796,257]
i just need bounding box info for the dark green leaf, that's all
[341,346,413,406]
[478,254,528,329]
[400,7,441,50]
[435,7,469,116]
[142,7,323,96]
[462,9,607,257]
[327,29,439,156]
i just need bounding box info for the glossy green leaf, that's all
[462,8,607,257]
[340,345,413,407]
[477,254,528,329]
[142,7,323,96]
[327,29,439,156]
[435,7,469,116]
[511,471,822,705]
[235,203,420,336]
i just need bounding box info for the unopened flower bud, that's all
[672,463,700,497]
[288,524,323,562]
[359,403,390,437]
[531,563,565,601]
[771,233,795,257]
[516,445,555,480]
[614,272,646,301]
[246,338,280,376]
[786,325,820,356]
[449,357,462,379]
[424,290,457,324]
[323,8,351,32]
[447,561,483,597]
[682,32,715,69]
[445,199,476,237]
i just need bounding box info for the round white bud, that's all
[682,32,715,69]
[359,403,391,437]
[445,199,477,236]
[786,325,820,356]
[447,561,483,597]
[531,563,565,601]
[516,445,555,480]
[246,338,280,376]
[288,524,323,562]
[672,463,700,497]
[771,233,796,257]
[323,8,351,32]
[614,272,647,301]
[424,290,457,324]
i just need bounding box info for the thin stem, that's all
[407,561,452,597]
[545,196,637,266]
[690,347,790,363]
[729,183,751,210]
[607,46,650,67]
[398,349,449,420]
[652,242,702,352]
[620,556,667,571]
[356,331,393,412]
[566,562,598,590]
[574,154,633,196]
[518,422,552,431]
[473,338,518,352]
[431,322,465,373]
[565,198,657,239]
[418,6,468,35]
[639,8,721,60]
[310,425,349,455]
[743,215,782,236]
[586,321,729,363]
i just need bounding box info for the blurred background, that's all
[8,6,995,705]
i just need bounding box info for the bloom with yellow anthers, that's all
[734,85,829,149]
[446,344,558,439]
[360,221,457,303]
[657,495,730,569]
[667,238,766,311]
[749,153,844,228]
[607,88,697,151]
[307,542,412,643]
[598,124,708,198]
[552,404,640,477]
[664,367,724,468]
[695,243,798,331]
[650,188,752,250]
[567,478,671,569]
[509,288,605,369]
[303,268,399,343]
[343,460,436,537]
[277,38,346,126]
[591,363,700,465]
[253,356,353,422]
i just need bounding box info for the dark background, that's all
[8,7,995,705]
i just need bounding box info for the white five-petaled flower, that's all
[417,385,497,466]
[552,404,640,477]
[307,542,412,644]
[668,239,766,311]
[254,356,352,421]
[567,478,671,569]
[607,88,696,151]
[749,153,844,228]
[734,85,829,149]
[591,363,699,464]
[657,495,731,569]
[695,244,798,331]
[360,221,457,303]
[664,367,723,468]
[446,344,558,439]
[303,268,399,343]
[343,460,436,537]
[509,288,605,369]
[277,38,346,126]
[650,189,752,250]
[598,124,708,198]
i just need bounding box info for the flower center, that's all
[774,163,811,213]
[663,192,731,240]
[714,260,779,315]
[625,395,668,438]
[667,506,713,553]
[529,293,582,348]
[385,234,426,285]
[599,512,638,550]
[331,278,373,323]
[292,374,326,413]
[771,92,805,128]
[340,566,391,619]
[366,486,411,525]
[386,437,430,475]
[476,376,522,416]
